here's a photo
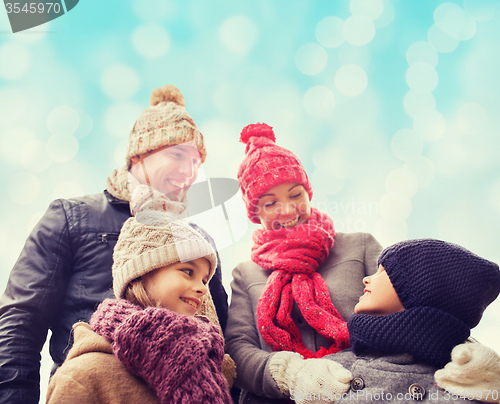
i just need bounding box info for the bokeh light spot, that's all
[219,16,259,54]
[457,102,489,136]
[104,103,143,139]
[375,216,408,247]
[391,128,424,161]
[114,140,129,168]
[303,86,336,118]
[379,192,412,220]
[311,170,344,195]
[350,0,384,21]
[8,172,40,205]
[132,23,171,59]
[334,64,368,97]
[374,0,395,28]
[403,91,436,118]
[46,134,79,163]
[413,109,446,141]
[434,3,476,41]
[464,0,497,22]
[316,17,345,49]
[343,15,376,46]
[406,41,438,67]
[74,110,94,139]
[295,43,328,75]
[406,62,438,94]
[385,167,418,198]
[52,181,85,200]
[131,0,175,21]
[427,24,459,53]
[101,65,141,101]
[21,141,52,173]
[0,43,30,80]
[47,106,81,136]
[404,156,435,188]
[339,44,371,69]
[490,181,500,215]
[1,127,36,166]
[312,146,347,179]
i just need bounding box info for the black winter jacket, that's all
[0,191,228,404]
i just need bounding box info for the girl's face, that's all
[143,257,210,316]
[354,265,405,316]
[130,142,202,201]
[255,182,311,230]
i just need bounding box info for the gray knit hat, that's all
[112,210,217,299]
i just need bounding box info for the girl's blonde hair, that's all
[124,277,160,308]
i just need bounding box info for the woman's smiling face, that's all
[255,182,311,230]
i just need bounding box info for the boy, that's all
[269,239,500,403]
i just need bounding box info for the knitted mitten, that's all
[222,354,237,389]
[269,351,352,404]
[113,307,232,404]
[90,298,142,343]
[435,342,500,403]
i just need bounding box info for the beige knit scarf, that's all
[106,165,189,218]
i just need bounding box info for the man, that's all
[0,85,228,404]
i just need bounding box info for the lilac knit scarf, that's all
[90,299,232,404]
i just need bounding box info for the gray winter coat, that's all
[225,232,382,404]
[317,349,481,403]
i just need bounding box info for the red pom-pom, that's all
[239,123,276,144]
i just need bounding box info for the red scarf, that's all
[253,208,350,358]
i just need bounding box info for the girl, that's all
[225,123,382,403]
[47,210,234,404]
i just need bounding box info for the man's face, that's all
[129,142,202,201]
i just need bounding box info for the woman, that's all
[225,123,382,403]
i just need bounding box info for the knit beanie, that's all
[237,123,313,223]
[106,84,206,201]
[378,238,500,329]
[112,210,217,299]
[348,239,500,368]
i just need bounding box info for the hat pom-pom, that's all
[240,123,276,144]
[150,84,186,108]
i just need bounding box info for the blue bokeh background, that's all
[1,1,499,401]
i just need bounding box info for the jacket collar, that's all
[104,189,129,205]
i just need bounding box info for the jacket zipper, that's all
[97,233,119,243]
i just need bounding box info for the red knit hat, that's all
[237,123,313,223]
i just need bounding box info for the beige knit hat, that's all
[106,84,206,202]
[125,84,206,166]
[112,210,217,299]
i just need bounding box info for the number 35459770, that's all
[5,3,62,14]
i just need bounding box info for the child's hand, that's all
[435,342,500,403]
[269,351,352,403]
